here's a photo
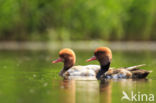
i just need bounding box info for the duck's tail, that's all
[125,64,152,78]
[126,64,146,70]
[130,69,151,79]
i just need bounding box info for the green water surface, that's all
[0,50,155,103]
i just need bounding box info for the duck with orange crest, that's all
[52,48,100,80]
[87,47,152,80]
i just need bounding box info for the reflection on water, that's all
[60,80,75,103]
[60,80,99,103]
[76,80,99,103]
[0,50,155,103]
[59,79,154,103]
[100,80,112,103]
[60,79,111,103]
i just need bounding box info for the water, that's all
[0,50,156,103]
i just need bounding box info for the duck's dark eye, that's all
[60,54,70,59]
[60,54,65,58]
[95,51,105,56]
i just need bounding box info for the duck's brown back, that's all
[104,64,151,79]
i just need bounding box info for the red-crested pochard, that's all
[52,48,100,79]
[87,47,151,79]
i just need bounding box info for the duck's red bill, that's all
[52,58,62,63]
[86,56,96,62]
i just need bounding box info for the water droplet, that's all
[61,86,64,89]
[43,82,48,87]
[33,74,36,78]
[16,63,20,66]
[29,89,35,93]
[3,66,7,69]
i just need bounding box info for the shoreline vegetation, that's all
[0,41,156,51]
[0,0,156,41]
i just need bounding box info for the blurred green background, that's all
[0,0,156,41]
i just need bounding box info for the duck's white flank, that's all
[63,65,100,77]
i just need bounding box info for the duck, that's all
[52,48,100,79]
[87,47,151,80]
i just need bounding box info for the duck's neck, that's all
[63,64,73,71]
[96,63,110,79]
[59,63,73,77]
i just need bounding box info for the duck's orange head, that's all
[87,47,112,66]
[52,48,76,66]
